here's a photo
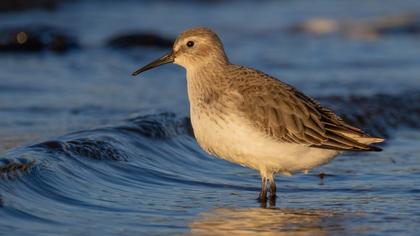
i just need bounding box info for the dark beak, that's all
[131,51,174,76]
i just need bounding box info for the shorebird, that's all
[132,27,384,202]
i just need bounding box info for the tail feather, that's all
[339,131,385,144]
[339,131,384,152]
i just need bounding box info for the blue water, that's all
[1,1,420,235]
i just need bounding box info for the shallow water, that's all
[1,0,420,235]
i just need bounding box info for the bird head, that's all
[132,27,228,76]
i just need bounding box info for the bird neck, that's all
[186,61,229,107]
[186,54,228,75]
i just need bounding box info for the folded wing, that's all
[230,67,384,152]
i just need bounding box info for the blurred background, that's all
[0,0,419,235]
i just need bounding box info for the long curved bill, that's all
[131,51,174,76]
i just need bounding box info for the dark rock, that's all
[0,25,79,53]
[0,0,60,12]
[107,32,173,49]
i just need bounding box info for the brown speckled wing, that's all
[228,66,379,151]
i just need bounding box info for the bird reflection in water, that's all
[189,208,349,236]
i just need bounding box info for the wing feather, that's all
[229,66,383,151]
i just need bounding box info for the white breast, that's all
[191,110,339,176]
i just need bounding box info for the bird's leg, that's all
[269,177,276,199]
[258,176,267,202]
[269,177,277,206]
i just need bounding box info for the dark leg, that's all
[269,177,276,199]
[258,176,267,201]
[269,176,277,207]
[269,195,276,207]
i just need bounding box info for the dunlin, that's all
[132,27,384,202]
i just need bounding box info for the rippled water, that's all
[1,0,420,235]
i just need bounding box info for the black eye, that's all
[186,41,194,47]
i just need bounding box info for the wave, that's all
[1,91,420,179]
